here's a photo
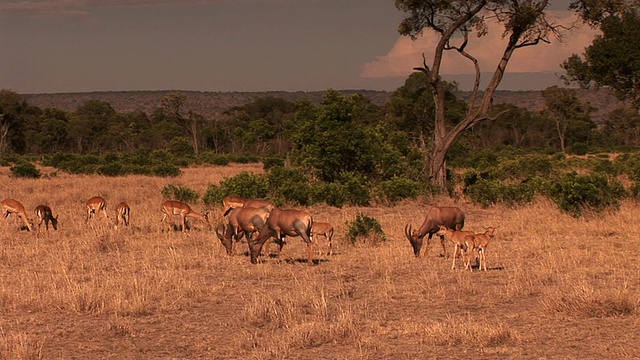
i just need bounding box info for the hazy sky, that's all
[0,0,598,94]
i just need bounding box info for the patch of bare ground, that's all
[1,164,639,359]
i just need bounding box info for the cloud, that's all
[360,11,600,79]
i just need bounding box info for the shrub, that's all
[152,164,182,177]
[310,181,348,208]
[203,171,269,206]
[374,176,423,205]
[161,184,199,203]
[549,172,627,217]
[262,156,285,170]
[10,160,41,179]
[267,166,310,205]
[168,137,195,158]
[346,213,386,245]
[197,152,229,166]
[97,162,124,177]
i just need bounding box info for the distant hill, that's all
[23,88,623,123]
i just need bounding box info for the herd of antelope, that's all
[2,196,494,270]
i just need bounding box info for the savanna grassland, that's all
[1,164,639,359]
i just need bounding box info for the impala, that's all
[470,226,498,271]
[312,221,334,256]
[2,199,33,232]
[248,208,313,265]
[435,225,477,270]
[222,195,275,216]
[222,195,246,216]
[404,206,465,258]
[86,196,108,224]
[115,202,130,227]
[34,205,58,232]
[161,200,210,232]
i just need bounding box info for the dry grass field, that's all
[1,163,639,359]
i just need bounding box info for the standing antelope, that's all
[86,196,108,224]
[34,205,58,233]
[404,206,465,258]
[470,226,498,271]
[115,202,130,227]
[161,200,210,232]
[1,199,33,231]
[249,208,314,265]
[222,195,246,216]
[312,221,334,256]
[435,225,477,270]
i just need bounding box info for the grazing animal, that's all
[435,225,477,270]
[34,205,58,232]
[2,199,33,231]
[115,202,130,227]
[404,206,465,257]
[86,196,108,224]
[312,221,334,256]
[222,195,275,216]
[161,200,210,232]
[249,208,314,265]
[222,195,246,216]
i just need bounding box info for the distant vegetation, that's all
[2,80,639,217]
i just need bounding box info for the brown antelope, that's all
[161,200,210,232]
[2,199,33,231]
[435,225,477,270]
[404,206,465,258]
[469,226,499,271]
[86,196,108,224]
[222,195,246,216]
[215,206,271,255]
[249,208,313,265]
[34,205,58,233]
[242,199,275,212]
[115,202,130,227]
[312,221,334,256]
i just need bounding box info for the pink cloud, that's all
[361,11,600,79]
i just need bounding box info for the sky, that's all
[0,0,599,94]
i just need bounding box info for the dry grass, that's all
[1,164,640,359]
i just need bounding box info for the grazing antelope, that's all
[115,202,130,227]
[469,226,498,271]
[222,195,275,216]
[404,206,465,258]
[435,225,477,270]
[312,221,334,256]
[249,208,314,265]
[222,195,246,216]
[86,196,108,224]
[1,199,33,231]
[215,206,271,255]
[34,205,58,233]
[161,200,210,232]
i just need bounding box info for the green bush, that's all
[549,172,627,217]
[310,182,348,208]
[203,171,269,206]
[97,162,124,177]
[197,152,230,166]
[374,176,423,205]
[10,161,41,179]
[161,184,199,203]
[346,213,386,245]
[262,156,285,170]
[168,137,195,158]
[267,166,310,205]
[152,164,182,177]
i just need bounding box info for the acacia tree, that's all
[542,86,595,153]
[562,5,640,110]
[395,0,563,189]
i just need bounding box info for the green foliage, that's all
[203,171,269,206]
[346,214,386,245]
[168,137,195,158]
[374,176,426,205]
[197,152,229,166]
[161,184,199,203]
[262,156,285,170]
[152,164,182,177]
[97,162,124,177]
[549,172,627,217]
[9,160,41,179]
[267,166,310,206]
